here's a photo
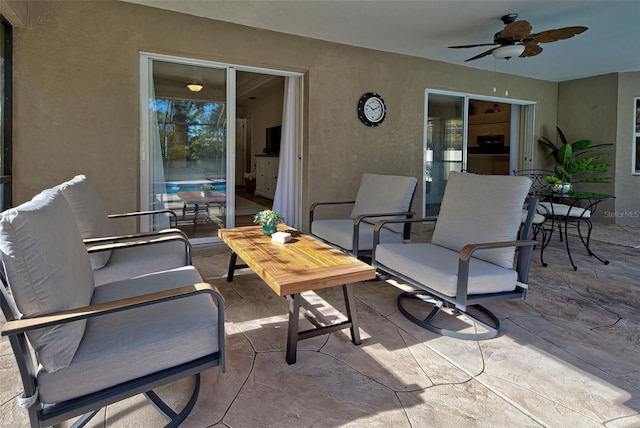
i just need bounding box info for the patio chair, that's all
[0,187,225,428]
[372,171,537,340]
[58,175,192,285]
[309,173,418,259]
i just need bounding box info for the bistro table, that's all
[177,191,226,232]
[219,225,376,364]
[537,190,615,270]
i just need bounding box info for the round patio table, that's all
[538,190,615,271]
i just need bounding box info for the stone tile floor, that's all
[1,224,639,427]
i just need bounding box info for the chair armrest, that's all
[353,211,416,225]
[86,234,192,265]
[372,216,437,245]
[459,239,538,262]
[108,209,178,228]
[1,282,224,337]
[86,234,190,252]
[83,228,188,244]
[309,201,355,224]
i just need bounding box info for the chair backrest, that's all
[513,169,554,198]
[350,173,418,233]
[0,187,95,372]
[58,175,117,269]
[431,172,532,269]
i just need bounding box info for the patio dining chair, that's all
[372,172,537,340]
[0,186,225,428]
[309,173,418,260]
[58,175,192,285]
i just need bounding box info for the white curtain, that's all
[148,63,170,231]
[273,77,299,228]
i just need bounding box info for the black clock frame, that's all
[357,92,386,127]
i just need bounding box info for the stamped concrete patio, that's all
[1,224,639,427]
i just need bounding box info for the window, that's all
[633,97,640,174]
[0,17,11,210]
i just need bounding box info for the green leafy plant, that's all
[253,210,283,227]
[200,183,216,192]
[545,176,568,185]
[538,126,612,184]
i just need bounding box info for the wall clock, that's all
[357,92,386,127]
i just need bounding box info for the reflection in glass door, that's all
[425,93,465,216]
[142,57,232,241]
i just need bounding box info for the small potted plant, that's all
[253,209,284,235]
[200,183,216,197]
[546,175,571,195]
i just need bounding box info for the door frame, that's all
[139,52,304,243]
[424,88,536,217]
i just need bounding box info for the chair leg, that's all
[397,291,500,340]
[143,374,200,428]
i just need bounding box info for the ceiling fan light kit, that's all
[492,44,525,60]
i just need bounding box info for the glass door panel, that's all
[150,60,229,239]
[425,93,465,216]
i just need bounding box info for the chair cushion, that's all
[521,210,547,225]
[59,175,116,270]
[0,188,94,373]
[431,172,531,269]
[350,174,417,233]
[93,235,190,286]
[375,242,518,297]
[311,219,404,251]
[538,201,591,218]
[37,266,220,404]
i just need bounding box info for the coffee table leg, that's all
[226,252,238,282]
[286,293,301,365]
[342,284,361,345]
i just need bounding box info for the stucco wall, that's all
[12,1,558,232]
[615,72,640,226]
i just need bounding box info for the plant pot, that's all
[201,190,214,197]
[552,184,571,195]
[262,224,277,236]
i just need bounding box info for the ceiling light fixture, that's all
[187,83,203,92]
[492,45,525,60]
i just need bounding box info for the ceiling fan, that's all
[449,13,588,62]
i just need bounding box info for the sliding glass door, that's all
[140,55,235,242]
[425,93,466,217]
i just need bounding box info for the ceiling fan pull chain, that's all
[492,59,497,93]
[505,59,510,96]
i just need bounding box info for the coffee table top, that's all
[219,225,376,296]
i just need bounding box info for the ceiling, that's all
[122,0,640,82]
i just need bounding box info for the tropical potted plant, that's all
[200,183,216,197]
[538,126,612,191]
[253,209,284,235]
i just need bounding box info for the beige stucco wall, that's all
[11,0,559,232]
[557,72,640,226]
[557,74,619,223]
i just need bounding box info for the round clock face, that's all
[358,93,386,127]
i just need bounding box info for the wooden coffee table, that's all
[219,225,376,364]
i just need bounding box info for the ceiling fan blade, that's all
[499,20,532,40]
[520,41,542,58]
[464,47,497,62]
[449,43,498,49]
[529,26,588,43]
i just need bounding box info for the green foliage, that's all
[201,183,216,192]
[538,126,612,184]
[253,210,284,227]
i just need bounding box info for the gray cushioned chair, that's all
[310,173,418,259]
[58,175,192,286]
[0,187,225,428]
[372,172,537,340]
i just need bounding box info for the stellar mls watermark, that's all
[604,210,640,218]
